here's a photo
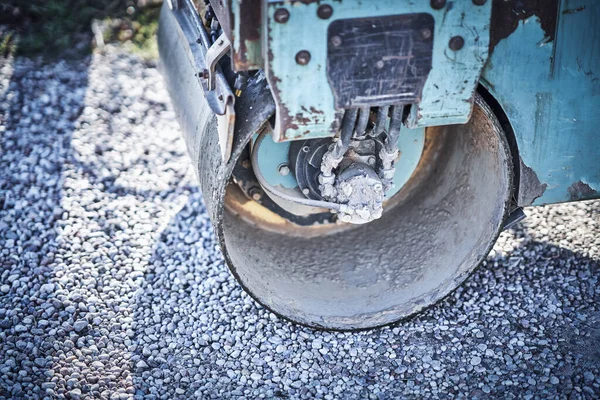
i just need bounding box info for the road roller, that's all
[157,0,600,330]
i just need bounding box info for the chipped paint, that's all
[482,0,600,205]
[489,0,559,51]
[568,181,598,200]
[518,158,547,206]
[264,1,492,141]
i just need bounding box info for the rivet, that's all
[295,50,311,65]
[420,28,432,40]
[430,0,446,10]
[330,35,342,47]
[317,4,333,19]
[449,36,465,51]
[274,8,289,23]
[375,60,384,69]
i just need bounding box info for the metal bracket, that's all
[206,33,232,91]
[170,0,236,161]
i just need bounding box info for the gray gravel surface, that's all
[1,47,599,399]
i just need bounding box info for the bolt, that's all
[249,187,263,201]
[330,35,342,47]
[274,8,290,23]
[449,36,465,51]
[367,156,376,166]
[317,4,333,19]
[430,0,446,10]
[295,50,311,65]
[472,0,486,5]
[302,188,310,195]
[375,60,384,69]
[420,28,432,40]
[278,164,290,176]
[302,146,310,153]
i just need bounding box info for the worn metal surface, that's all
[205,32,231,91]
[326,14,434,108]
[231,0,263,70]
[209,0,233,40]
[482,0,600,205]
[209,0,263,71]
[264,1,492,142]
[159,0,236,161]
[222,95,513,329]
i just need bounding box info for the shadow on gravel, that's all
[0,57,90,398]
[131,194,599,399]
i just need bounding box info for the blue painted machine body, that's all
[482,0,599,205]
[206,0,600,207]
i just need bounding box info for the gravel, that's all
[1,46,599,399]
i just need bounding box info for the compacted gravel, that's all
[0,47,599,399]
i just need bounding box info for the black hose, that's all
[331,108,358,158]
[353,107,370,139]
[373,105,390,137]
[385,105,404,153]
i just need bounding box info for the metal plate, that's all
[264,0,492,142]
[327,14,433,108]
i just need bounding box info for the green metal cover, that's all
[263,0,492,142]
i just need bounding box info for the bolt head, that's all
[317,4,333,19]
[430,0,446,10]
[375,60,384,69]
[330,35,342,47]
[249,187,263,201]
[295,50,311,66]
[449,36,465,51]
[278,164,290,176]
[420,28,432,40]
[274,8,290,23]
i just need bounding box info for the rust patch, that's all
[232,0,262,70]
[517,158,547,206]
[294,112,312,125]
[568,181,598,201]
[490,0,559,51]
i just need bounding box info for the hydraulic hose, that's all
[385,105,404,153]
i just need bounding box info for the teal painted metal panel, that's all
[263,0,491,142]
[481,0,600,205]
